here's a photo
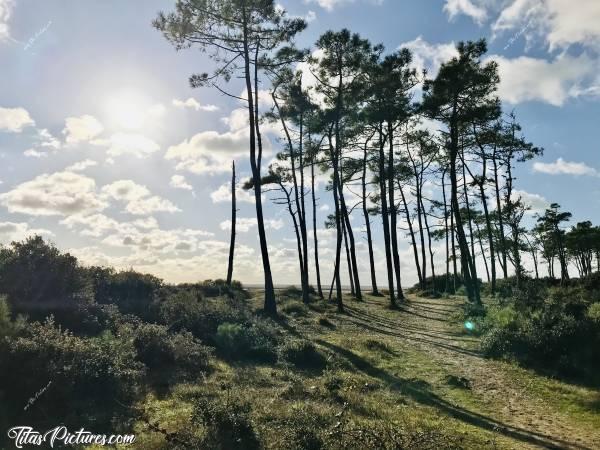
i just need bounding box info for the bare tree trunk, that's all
[272,92,309,303]
[450,111,480,304]
[329,130,344,312]
[338,175,362,300]
[342,216,355,296]
[388,124,404,301]
[377,126,396,307]
[242,28,275,314]
[492,147,508,279]
[462,154,478,286]
[421,196,436,290]
[226,161,236,285]
[442,169,450,293]
[474,220,490,282]
[362,142,379,295]
[398,180,422,287]
[311,149,324,298]
[298,116,310,302]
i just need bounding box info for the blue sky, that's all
[0,0,598,285]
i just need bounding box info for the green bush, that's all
[0,236,88,316]
[281,301,309,317]
[133,323,211,378]
[0,318,143,431]
[278,339,326,369]
[158,293,249,343]
[88,267,162,319]
[215,322,277,362]
[587,303,600,323]
[192,397,260,450]
[480,283,600,381]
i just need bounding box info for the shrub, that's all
[0,236,88,316]
[158,293,249,343]
[191,397,260,450]
[409,274,464,295]
[281,301,309,317]
[192,279,251,300]
[480,285,600,381]
[215,322,277,362]
[0,318,143,432]
[278,339,326,369]
[587,303,600,323]
[133,323,211,378]
[273,407,325,450]
[88,267,162,319]
[215,322,250,357]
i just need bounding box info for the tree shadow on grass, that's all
[342,307,482,359]
[315,339,592,450]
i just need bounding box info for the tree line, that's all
[154,0,600,315]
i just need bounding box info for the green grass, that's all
[96,292,600,449]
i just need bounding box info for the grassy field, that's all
[106,291,600,450]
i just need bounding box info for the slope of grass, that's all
[104,292,600,449]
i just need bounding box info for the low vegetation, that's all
[1,237,599,449]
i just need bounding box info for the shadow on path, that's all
[316,339,591,450]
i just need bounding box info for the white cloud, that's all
[210,182,257,204]
[0,0,15,43]
[304,0,383,12]
[169,174,193,191]
[444,0,487,24]
[491,53,597,106]
[220,217,284,233]
[165,130,251,175]
[0,171,108,216]
[533,157,599,176]
[172,97,219,112]
[62,212,212,255]
[398,36,458,77]
[0,221,53,242]
[512,189,549,213]
[101,179,180,215]
[493,0,600,51]
[0,106,35,132]
[63,115,104,144]
[37,128,61,150]
[65,159,97,172]
[148,103,166,116]
[23,148,47,158]
[98,132,160,158]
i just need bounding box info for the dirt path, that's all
[339,295,600,450]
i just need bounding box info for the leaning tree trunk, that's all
[342,217,355,297]
[338,176,362,300]
[226,161,236,285]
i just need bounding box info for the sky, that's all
[0,0,599,287]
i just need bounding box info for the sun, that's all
[105,91,150,130]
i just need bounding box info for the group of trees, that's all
[154,0,599,315]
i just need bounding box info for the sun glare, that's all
[105,91,150,130]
